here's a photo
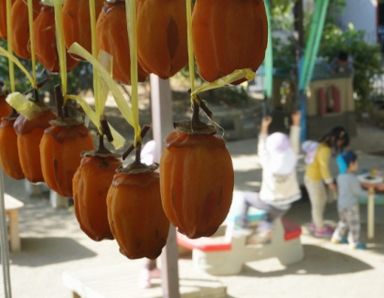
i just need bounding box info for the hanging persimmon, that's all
[33,4,78,73]
[107,162,169,259]
[14,109,56,183]
[10,0,41,59]
[96,1,148,84]
[0,94,12,118]
[73,137,121,241]
[192,0,268,82]
[0,116,24,180]
[137,0,187,79]
[40,119,94,197]
[0,0,15,39]
[62,0,103,54]
[160,123,234,239]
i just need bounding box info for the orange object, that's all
[137,0,187,78]
[0,0,15,39]
[62,0,103,54]
[14,109,56,183]
[0,94,12,118]
[107,169,169,259]
[11,0,41,59]
[73,153,121,241]
[192,0,268,82]
[40,120,94,197]
[96,1,148,84]
[160,128,234,239]
[33,5,78,73]
[0,117,24,180]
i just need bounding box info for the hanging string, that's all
[185,0,196,106]
[125,0,141,146]
[52,0,68,99]
[27,0,37,88]
[89,0,101,116]
[6,0,15,92]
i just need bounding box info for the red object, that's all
[177,219,302,252]
[317,85,341,116]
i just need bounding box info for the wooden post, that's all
[7,210,20,252]
[150,75,180,298]
[367,187,375,240]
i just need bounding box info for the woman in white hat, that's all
[240,112,301,243]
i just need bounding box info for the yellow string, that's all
[125,0,141,146]
[66,94,125,149]
[5,92,44,119]
[68,43,135,127]
[185,0,196,105]
[6,0,15,92]
[52,0,67,99]
[192,68,255,97]
[89,0,101,117]
[27,0,37,88]
[0,47,34,85]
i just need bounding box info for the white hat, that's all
[266,132,297,175]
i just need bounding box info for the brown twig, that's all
[54,85,64,118]
[122,125,151,160]
[100,118,113,142]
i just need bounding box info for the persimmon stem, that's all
[196,95,213,119]
[122,124,151,160]
[96,133,111,155]
[134,142,142,164]
[54,85,64,118]
[100,118,113,142]
[188,89,213,124]
[25,76,50,99]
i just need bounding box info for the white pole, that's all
[0,169,12,298]
[367,187,375,240]
[150,74,180,298]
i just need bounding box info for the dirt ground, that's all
[1,122,383,298]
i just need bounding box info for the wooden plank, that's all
[62,264,227,298]
[4,194,23,251]
[4,194,24,210]
[7,210,20,251]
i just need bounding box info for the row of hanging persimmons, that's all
[0,0,267,259]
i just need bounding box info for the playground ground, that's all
[1,122,384,298]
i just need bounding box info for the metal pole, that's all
[0,169,12,298]
[150,75,180,298]
[263,0,273,116]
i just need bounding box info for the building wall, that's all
[339,0,377,44]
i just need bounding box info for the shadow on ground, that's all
[241,244,373,278]
[10,237,96,267]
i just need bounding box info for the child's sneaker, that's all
[307,223,316,232]
[331,236,348,244]
[314,227,334,238]
[350,242,367,250]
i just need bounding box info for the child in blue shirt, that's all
[331,151,366,249]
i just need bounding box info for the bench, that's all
[4,194,24,252]
[177,191,304,275]
[62,264,227,298]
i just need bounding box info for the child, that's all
[304,126,348,238]
[334,127,350,174]
[331,151,366,249]
[240,112,301,243]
